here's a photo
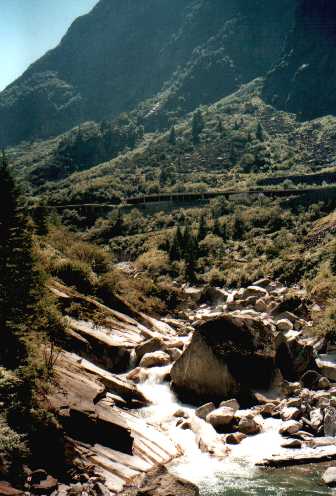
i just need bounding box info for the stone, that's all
[171,314,291,403]
[167,347,182,361]
[195,403,216,420]
[206,407,235,429]
[255,298,269,313]
[281,439,302,449]
[173,409,188,418]
[237,415,261,435]
[0,483,24,496]
[135,337,166,363]
[300,370,322,390]
[126,367,148,383]
[310,408,324,430]
[226,432,247,445]
[279,420,302,436]
[286,398,301,408]
[322,467,336,487]
[318,376,331,390]
[276,319,294,333]
[324,407,336,437]
[253,278,271,288]
[119,466,199,496]
[280,407,301,422]
[139,351,171,368]
[219,399,240,412]
[30,469,48,484]
[260,403,275,417]
[316,356,336,382]
[180,420,192,430]
[243,286,268,299]
[31,475,58,495]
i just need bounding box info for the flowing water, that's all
[137,366,333,496]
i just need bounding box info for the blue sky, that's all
[0,0,98,91]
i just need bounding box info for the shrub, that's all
[51,259,97,293]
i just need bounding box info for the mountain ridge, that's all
[0,0,295,146]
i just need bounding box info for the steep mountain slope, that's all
[263,0,336,120]
[0,0,295,146]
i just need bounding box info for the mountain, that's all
[0,0,295,146]
[263,0,336,120]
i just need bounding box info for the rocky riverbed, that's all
[5,278,336,495]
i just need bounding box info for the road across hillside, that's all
[30,185,336,211]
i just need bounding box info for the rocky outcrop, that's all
[49,351,180,494]
[120,466,199,496]
[171,314,291,403]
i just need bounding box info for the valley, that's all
[1,0,336,495]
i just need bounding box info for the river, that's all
[136,366,333,496]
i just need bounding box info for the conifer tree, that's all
[256,122,265,141]
[168,126,176,145]
[192,110,204,144]
[0,151,41,368]
[197,215,207,241]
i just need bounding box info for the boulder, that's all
[120,466,199,496]
[281,439,302,449]
[237,415,261,435]
[195,403,216,421]
[0,483,24,496]
[253,278,271,288]
[135,337,165,363]
[324,407,336,437]
[173,409,188,419]
[322,467,336,487]
[318,376,331,390]
[300,370,322,390]
[255,298,269,313]
[310,408,324,431]
[280,407,301,422]
[260,403,275,417]
[219,399,240,412]
[206,407,235,429]
[171,314,291,403]
[287,398,301,408]
[226,432,247,445]
[276,319,294,333]
[167,348,182,361]
[279,420,302,436]
[31,477,58,495]
[316,355,336,382]
[139,351,171,368]
[243,286,268,299]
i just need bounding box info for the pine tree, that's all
[217,118,224,135]
[197,215,207,241]
[0,151,41,368]
[256,122,265,141]
[213,218,222,237]
[110,209,123,237]
[168,126,176,145]
[192,110,204,144]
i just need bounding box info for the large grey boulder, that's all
[171,314,293,403]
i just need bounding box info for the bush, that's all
[51,259,97,293]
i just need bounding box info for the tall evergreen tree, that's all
[168,126,177,145]
[256,122,265,141]
[0,151,40,368]
[197,215,207,241]
[192,110,204,144]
